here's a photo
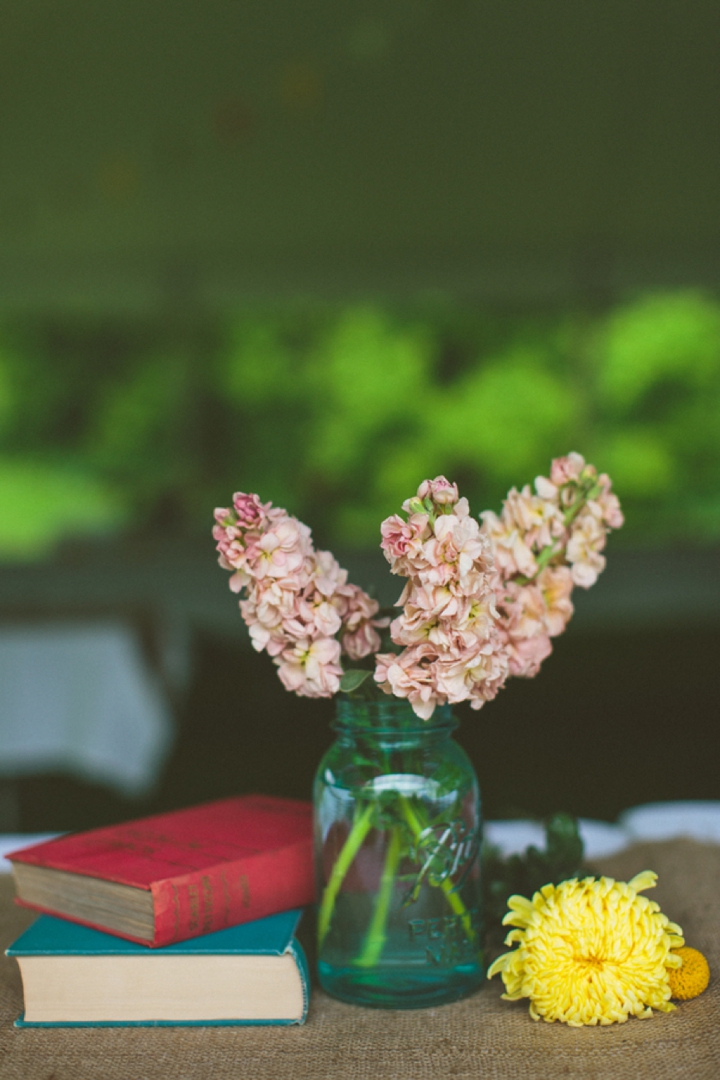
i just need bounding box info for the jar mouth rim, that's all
[334,697,456,734]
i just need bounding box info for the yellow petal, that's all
[628,870,657,893]
[487,953,510,979]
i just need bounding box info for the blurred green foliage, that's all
[1,290,720,559]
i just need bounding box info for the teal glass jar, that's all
[314,698,484,1009]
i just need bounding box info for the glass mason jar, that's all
[314,697,484,1009]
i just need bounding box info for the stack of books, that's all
[5,794,314,1027]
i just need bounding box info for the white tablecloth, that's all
[3,802,720,872]
[0,622,173,795]
[484,801,720,857]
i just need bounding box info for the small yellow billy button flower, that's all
[668,947,710,1000]
[488,871,685,1026]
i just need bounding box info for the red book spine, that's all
[151,837,315,947]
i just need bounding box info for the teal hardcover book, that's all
[7,910,310,1027]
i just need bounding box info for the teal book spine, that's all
[8,910,310,1027]
[14,1013,307,1028]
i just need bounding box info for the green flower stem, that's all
[398,796,477,945]
[563,480,601,527]
[534,543,560,574]
[354,826,403,967]
[512,479,603,587]
[317,801,375,948]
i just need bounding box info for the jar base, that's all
[318,961,485,1010]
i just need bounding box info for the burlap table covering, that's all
[1,839,718,1080]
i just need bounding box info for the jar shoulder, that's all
[315,733,478,798]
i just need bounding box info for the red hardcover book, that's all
[8,795,314,948]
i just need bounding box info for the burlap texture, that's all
[1,839,718,1080]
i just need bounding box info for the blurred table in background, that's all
[0,621,174,830]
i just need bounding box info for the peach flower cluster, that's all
[213,493,385,698]
[481,453,624,678]
[496,568,574,678]
[213,457,622,718]
[374,477,509,720]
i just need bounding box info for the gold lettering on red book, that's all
[171,882,180,939]
[220,871,230,925]
[188,883,200,931]
[239,874,251,907]
[201,875,213,932]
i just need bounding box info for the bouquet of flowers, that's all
[213,451,623,717]
[212,452,623,1008]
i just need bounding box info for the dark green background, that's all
[1,0,718,307]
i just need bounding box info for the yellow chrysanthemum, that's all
[668,946,710,1000]
[488,871,685,1026]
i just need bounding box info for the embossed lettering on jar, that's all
[314,698,484,1009]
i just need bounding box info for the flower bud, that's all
[417,476,459,506]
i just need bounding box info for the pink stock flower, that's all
[291,596,343,639]
[384,503,493,590]
[479,454,623,681]
[232,492,272,528]
[241,580,298,656]
[214,493,381,699]
[376,477,510,718]
[569,554,606,588]
[247,621,286,657]
[595,475,625,530]
[312,550,349,596]
[550,452,586,486]
[502,581,547,638]
[534,475,558,501]
[228,567,252,593]
[375,628,509,720]
[390,584,460,646]
[537,565,574,637]
[213,507,235,528]
[504,631,553,679]
[416,476,459,506]
[566,507,607,587]
[277,637,343,698]
[339,584,385,660]
[215,460,621,712]
[444,639,509,710]
[442,594,500,651]
[427,513,491,587]
[396,582,498,651]
[374,644,442,721]
[380,513,430,571]
[249,518,312,581]
[479,482,566,583]
[479,452,621,681]
[212,520,247,571]
[503,485,565,551]
[479,509,538,579]
[342,620,382,661]
[497,581,553,678]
